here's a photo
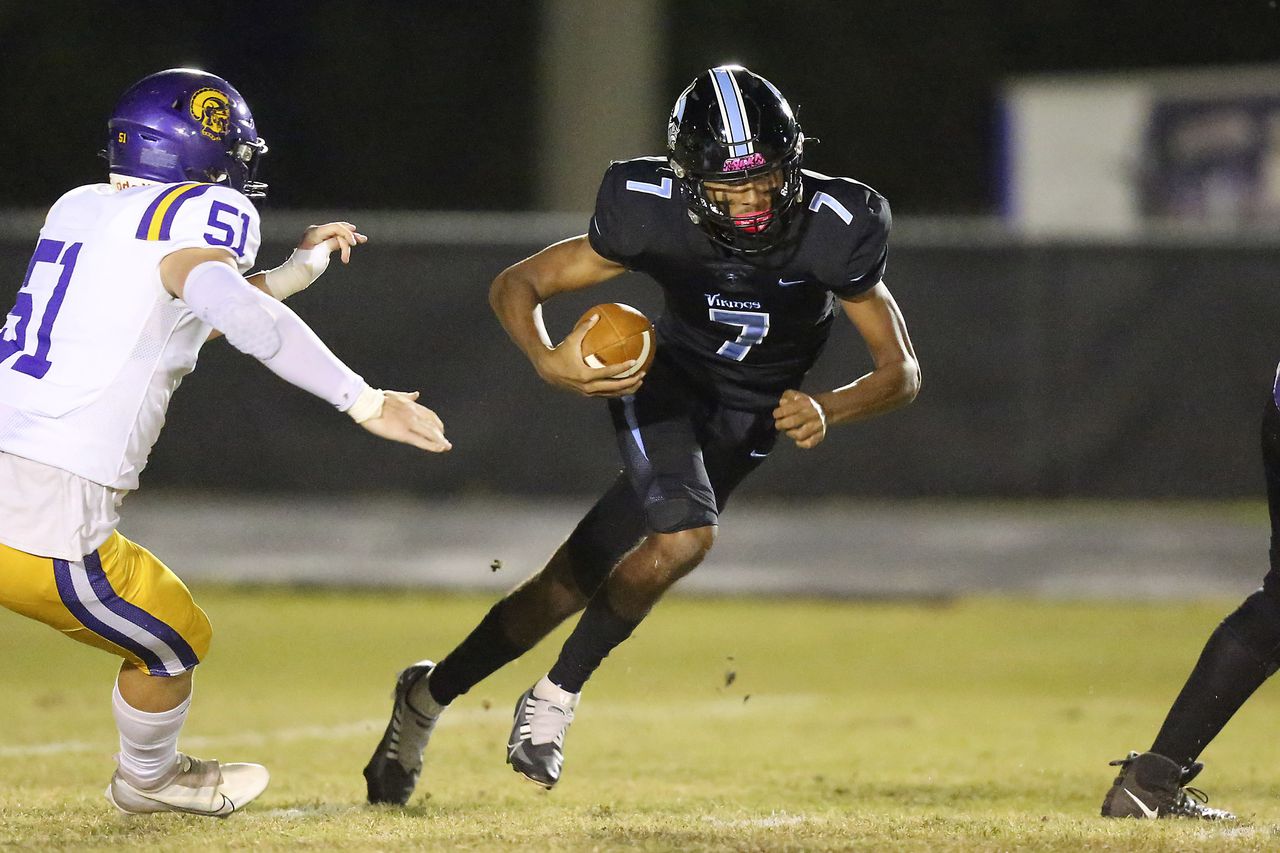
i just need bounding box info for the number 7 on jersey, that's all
[709,308,770,361]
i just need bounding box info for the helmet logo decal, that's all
[189,88,232,141]
[722,152,766,171]
[710,67,754,158]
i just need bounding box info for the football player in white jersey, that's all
[0,69,451,817]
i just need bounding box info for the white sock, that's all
[111,681,188,789]
[534,674,580,709]
[405,671,446,719]
[396,672,445,771]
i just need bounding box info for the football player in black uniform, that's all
[1099,396,1280,821]
[364,65,920,802]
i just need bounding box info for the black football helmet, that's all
[667,65,804,254]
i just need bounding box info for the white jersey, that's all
[0,181,260,557]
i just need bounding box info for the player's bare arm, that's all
[159,247,451,454]
[489,234,645,397]
[773,281,920,450]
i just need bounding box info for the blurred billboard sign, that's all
[1003,65,1280,236]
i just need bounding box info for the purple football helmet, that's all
[106,68,268,197]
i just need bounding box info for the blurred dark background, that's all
[5,1,1280,213]
[3,1,1280,501]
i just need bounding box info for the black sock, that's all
[546,593,640,693]
[427,602,525,706]
[1149,621,1273,767]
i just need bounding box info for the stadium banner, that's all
[1002,65,1280,235]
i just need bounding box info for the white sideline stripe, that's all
[254,807,819,823]
[0,695,809,758]
[254,804,364,819]
[1196,827,1260,839]
[703,812,812,828]
[0,721,382,758]
[0,739,103,757]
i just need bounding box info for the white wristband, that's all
[263,245,331,300]
[808,395,828,439]
[347,385,386,424]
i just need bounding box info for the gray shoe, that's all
[363,660,441,805]
[1100,751,1235,820]
[506,677,578,789]
[106,753,268,816]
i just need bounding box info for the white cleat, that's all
[105,753,269,817]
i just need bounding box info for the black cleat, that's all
[1101,751,1235,820]
[363,660,441,805]
[506,678,578,789]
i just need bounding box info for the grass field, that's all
[3,588,1280,851]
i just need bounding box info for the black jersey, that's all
[588,156,891,411]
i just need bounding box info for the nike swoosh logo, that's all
[777,278,806,287]
[151,793,235,817]
[1124,788,1159,819]
[749,450,769,458]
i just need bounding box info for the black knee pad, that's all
[646,496,716,534]
[1222,588,1280,668]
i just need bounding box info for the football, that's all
[575,302,655,379]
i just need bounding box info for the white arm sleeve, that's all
[181,260,368,411]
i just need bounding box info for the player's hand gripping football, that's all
[359,391,452,453]
[536,314,645,398]
[773,389,828,450]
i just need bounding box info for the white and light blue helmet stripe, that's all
[710,66,754,157]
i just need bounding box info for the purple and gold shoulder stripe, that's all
[134,182,214,241]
